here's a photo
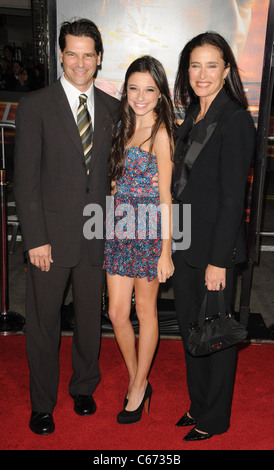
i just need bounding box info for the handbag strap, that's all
[197,289,226,329]
[218,289,226,316]
[198,294,208,329]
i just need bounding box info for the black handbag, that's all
[186,289,248,356]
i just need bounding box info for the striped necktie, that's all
[77,94,93,174]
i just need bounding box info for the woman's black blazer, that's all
[173,89,255,269]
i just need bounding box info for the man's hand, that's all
[29,244,53,271]
[111,180,117,195]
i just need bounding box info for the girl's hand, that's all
[157,254,174,283]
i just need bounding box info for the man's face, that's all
[59,34,101,91]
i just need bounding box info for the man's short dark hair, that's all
[59,18,103,60]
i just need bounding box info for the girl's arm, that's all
[154,127,174,283]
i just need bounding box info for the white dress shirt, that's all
[60,74,95,125]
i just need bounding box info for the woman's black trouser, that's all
[172,252,237,435]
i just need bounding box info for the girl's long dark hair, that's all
[174,31,248,111]
[110,55,175,180]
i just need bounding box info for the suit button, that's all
[86,188,90,193]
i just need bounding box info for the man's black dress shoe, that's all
[183,427,213,441]
[176,412,196,427]
[73,394,96,416]
[29,412,55,435]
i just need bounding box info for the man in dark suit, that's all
[14,19,119,435]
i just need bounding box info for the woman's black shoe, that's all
[183,427,213,441]
[176,412,196,427]
[117,382,152,424]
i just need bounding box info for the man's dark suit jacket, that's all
[173,89,255,269]
[14,79,120,267]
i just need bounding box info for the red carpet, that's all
[0,335,273,451]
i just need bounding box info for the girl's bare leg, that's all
[106,273,137,396]
[125,276,159,411]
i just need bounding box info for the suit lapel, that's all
[183,122,217,172]
[88,86,110,173]
[173,90,230,199]
[52,82,113,173]
[174,120,217,199]
[53,80,84,157]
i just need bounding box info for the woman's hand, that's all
[205,264,226,290]
[157,253,174,283]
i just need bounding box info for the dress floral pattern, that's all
[103,147,163,281]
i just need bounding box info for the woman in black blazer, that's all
[172,32,255,441]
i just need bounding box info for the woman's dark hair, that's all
[110,55,175,180]
[174,31,248,110]
[59,18,103,60]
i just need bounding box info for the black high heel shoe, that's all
[176,412,196,427]
[117,382,152,424]
[183,427,213,441]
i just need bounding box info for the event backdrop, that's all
[56,0,270,123]
[0,0,270,126]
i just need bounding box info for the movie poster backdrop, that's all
[1,1,270,142]
[55,0,269,124]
